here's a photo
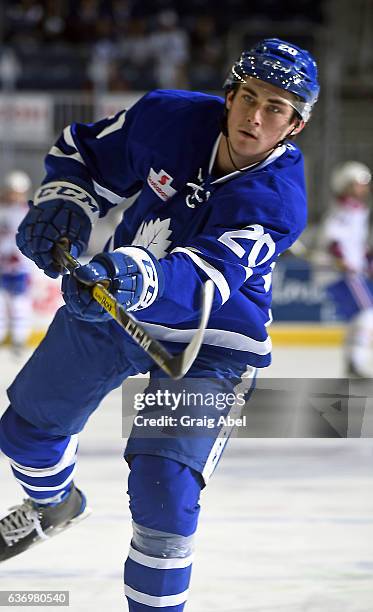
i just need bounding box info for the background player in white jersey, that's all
[321,161,372,377]
[0,171,33,352]
[0,39,319,610]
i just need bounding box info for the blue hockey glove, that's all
[62,246,164,322]
[16,181,99,278]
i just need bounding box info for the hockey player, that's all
[0,39,319,609]
[0,171,33,352]
[321,161,372,377]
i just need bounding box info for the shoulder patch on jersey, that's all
[147,168,177,201]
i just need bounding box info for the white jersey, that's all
[0,202,33,275]
[320,196,369,273]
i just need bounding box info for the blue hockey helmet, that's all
[223,38,320,122]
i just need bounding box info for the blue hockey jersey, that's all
[43,89,307,367]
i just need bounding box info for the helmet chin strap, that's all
[225,135,276,173]
[226,136,245,172]
[284,124,299,139]
[275,122,300,148]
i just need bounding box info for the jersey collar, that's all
[208,134,287,185]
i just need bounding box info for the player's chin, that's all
[236,132,260,148]
[234,140,261,159]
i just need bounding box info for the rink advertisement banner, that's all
[271,255,339,322]
[0,95,53,143]
[122,378,373,439]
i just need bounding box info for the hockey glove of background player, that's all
[62,246,164,322]
[16,182,98,278]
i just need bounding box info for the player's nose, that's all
[246,105,262,125]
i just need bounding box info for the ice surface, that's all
[0,344,372,611]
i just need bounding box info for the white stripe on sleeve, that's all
[140,322,272,355]
[97,111,126,139]
[92,180,125,204]
[63,126,77,149]
[171,246,230,304]
[49,146,85,165]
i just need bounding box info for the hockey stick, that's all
[54,244,214,379]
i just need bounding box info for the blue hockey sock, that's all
[0,406,77,504]
[124,455,202,611]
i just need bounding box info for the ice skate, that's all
[0,484,90,562]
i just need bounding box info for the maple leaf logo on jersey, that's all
[132,217,172,259]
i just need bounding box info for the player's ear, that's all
[289,120,305,136]
[225,90,235,110]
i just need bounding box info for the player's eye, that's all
[268,105,282,114]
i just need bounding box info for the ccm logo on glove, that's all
[34,181,100,222]
[16,181,95,278]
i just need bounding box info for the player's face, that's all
[346,181,371,201]
[224,78,305,168]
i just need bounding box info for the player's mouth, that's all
[238,129,258,140]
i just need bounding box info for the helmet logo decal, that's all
[262,59,292,73]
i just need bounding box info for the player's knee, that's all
[131,520,195,560]
[0,405,27,457]
[128,455,202,538]
[0,405,60,465]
